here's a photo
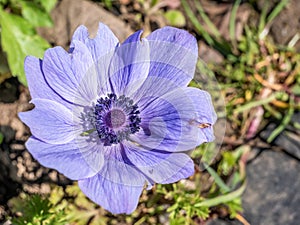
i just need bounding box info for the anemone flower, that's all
[19,23,217,214]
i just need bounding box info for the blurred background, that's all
[0,0,299,224]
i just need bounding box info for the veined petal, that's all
[71,23,119,95]
[19,98,80,144]
[78,143,148,214]
[146,27,197,86]
[43,42,97,105]
[71,25,89,45]
[72,40,99,105]
[71,23,119,63]
[184,87,217,142]
[26,137,99,180]
[42,46,75,102]
[132,70,187,109]
[146,26,198,55]
[24,56,74,110]
[123,142,195,184]
[78,174,144,214]
[133,27,198,103]
[132,87,216,152]
[123,30,143,44]
[108,31,150,97]
[96,144,149,187]
[161,162,195,184]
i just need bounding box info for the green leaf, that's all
[266,0,290,25]
[164,10,186,27]
[0,10,50,85]
[21,1,53,27]
[0,132,3,144]
[291,83,300,95]
[170,217,186,225]
[227,198,243,218]
[0,0,7,6]
[204,163,231,193]
[267,97,295,143]
[37,0,57,13]
[234,92,278,114]
[194,180,247,208]
[229,0,241,42]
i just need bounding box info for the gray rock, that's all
[38,0,133,49]
[242,150,300,225]
[206,218,242,225]
[266,0,300,51]
[260,112,300,160]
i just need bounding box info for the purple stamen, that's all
[94,93,141,146]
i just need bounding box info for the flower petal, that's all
[43,41,97,105]
[78,143,148,214]
[186,87,217,142]
[95,144,149,187]
[71,23,119,95]
[123,30,143,44]
[146,26,197,55]
[24,56,74,110]
[78,173,144,214]
[26,137,99,180]
[70,25,89,45]
[108,31,150,97]
[146,26,198,86]
[133,27,198,103]
[132,70,186,109]
[132,87,216,152]
[72,41,99,105]
[123,141,194,184]
[19,98,80,144]
[71,23,119,63]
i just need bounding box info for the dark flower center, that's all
[94,93,141,146]
[105,109,126,128]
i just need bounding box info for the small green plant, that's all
[0,0,56,85]
[9,193,67,225]
[183,0,299,141]
[157,183,211,225]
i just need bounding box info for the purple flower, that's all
[19,23,217,214]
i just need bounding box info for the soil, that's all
[0,78,71,221]
[265,0,300,51]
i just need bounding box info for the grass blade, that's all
[266,0,290,25]
[194,1,221,38]
[194,180,247,207]
[181,0,215,46]
[258,1,269,34]
[259,0,289,39]
[267,97,295,143]
[204,163,231,193]
[181,0,233,57]
[229,0,241,42]
[234,93,278,114]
